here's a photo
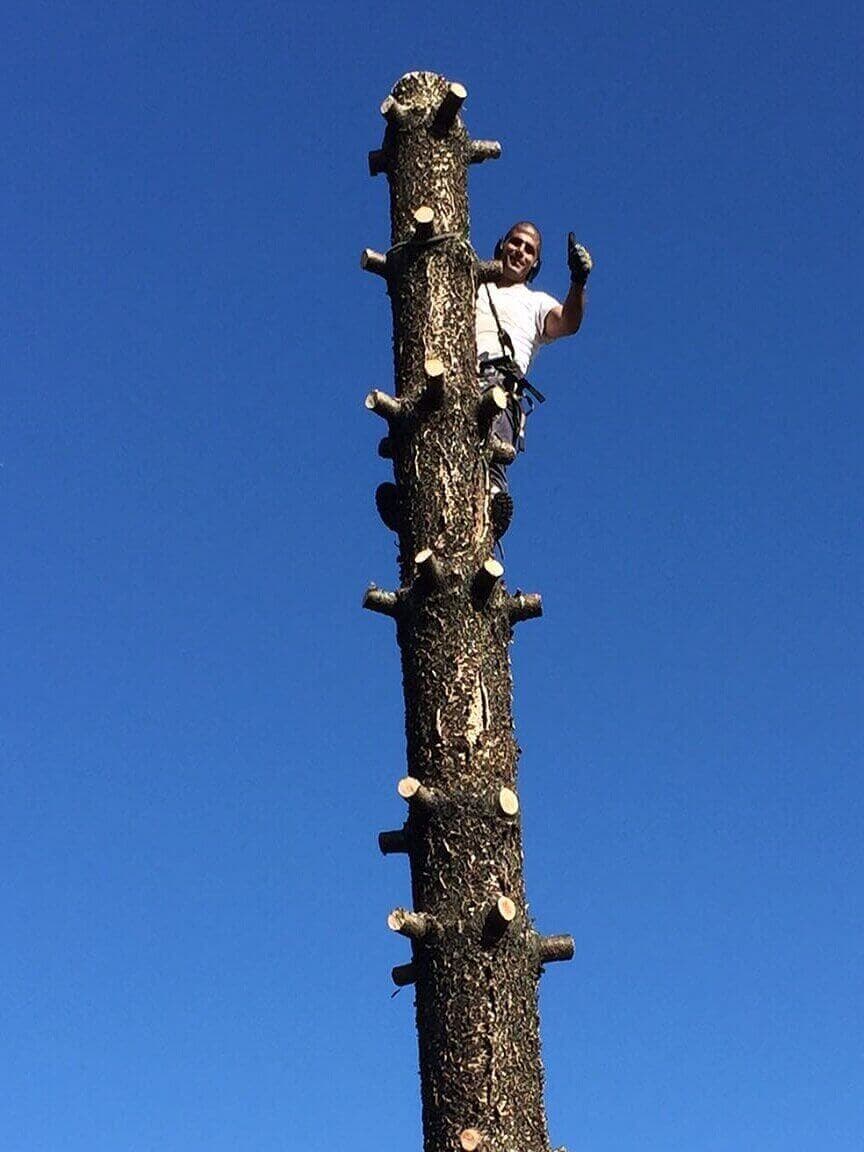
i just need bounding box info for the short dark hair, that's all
[505,221,542,252]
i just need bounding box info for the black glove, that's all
[567,233,593,286]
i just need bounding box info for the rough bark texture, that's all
[366,71,568,1152]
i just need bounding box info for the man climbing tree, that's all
[376,221,593,539]
[363,71,582,1152]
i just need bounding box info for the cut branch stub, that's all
[432,81,467,133]
[415,548,445,591]
[459,1130,484,1151]
[392,962,416,987]
[497,786,519,817]
[362,585,402,619]
[380,95,409,126]
[485,895,517,940]
[378,435,394,460]
[387,907,436,941]
[537,934,576,965]
[468,139,502,165]
[473,558,504,606]
[422,356,445,408]
[475,258,503,283]
[361,248,389,278]
[378,828,409,855]
[477,385,508,432]
[397,775,437,808]
[413,205,435,241]
[490,434,517,465]
[365,389,402,422]
[368,148,389,177]
[508,592,543,623]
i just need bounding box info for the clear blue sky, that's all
[1,2,861,1149]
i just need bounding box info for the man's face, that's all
[501,226,541,284]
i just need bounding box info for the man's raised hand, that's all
[567,233,593,286]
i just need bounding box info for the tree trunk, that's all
[365,71,572,1152]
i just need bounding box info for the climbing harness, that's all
[480,283,546,452]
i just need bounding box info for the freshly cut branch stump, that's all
[473,558,503,605]
[413,205,435,240]
[397,775,436,808]
[459,1129,483,1151]
[477,385,508,430]
[497,786,519,817]
[433,81,467,132]
[422,356,445,408]
[415,548,445,590]
[488,895,517,932]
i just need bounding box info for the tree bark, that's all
[366,70,570,1152]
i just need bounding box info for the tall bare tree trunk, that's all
[364,71,573,1152]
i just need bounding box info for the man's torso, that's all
[475,281,560,375]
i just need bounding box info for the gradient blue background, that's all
[1,2,861,1149]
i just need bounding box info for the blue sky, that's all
[1,2,862,1149]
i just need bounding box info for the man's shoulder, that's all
[525,283,559,307]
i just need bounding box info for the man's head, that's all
[498,222,542,285]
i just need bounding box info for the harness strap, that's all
[484,283,516,361]
[482,285,546,403]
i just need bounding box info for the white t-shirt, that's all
[475,281,560,375]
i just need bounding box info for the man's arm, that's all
[543,234,592,340]
[544,281,586,339]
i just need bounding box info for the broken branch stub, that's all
[537,934,576,965]
[368,148,389,177]
[360,248,389,278]
[387,907,436,940]
[490,435,517,465]
[391,962,416,987]
[507,592,543,623]
[362,585,402,619]
[365,389,402,422]
[378,828,409,855]
[468,139,502,165]
[380,95,409,126]
[475,258,503,283]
